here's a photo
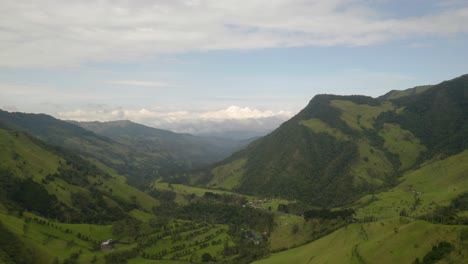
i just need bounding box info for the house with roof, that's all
[100,239,113,251]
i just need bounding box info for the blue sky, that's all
[1,0,467,134]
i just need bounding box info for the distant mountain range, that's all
[71,119,255,167]
[0,74,467,264]
[0,111,253,186]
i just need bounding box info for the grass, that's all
[350,139,393,187]
[152,182,252,205]
[91,174,160,212]
[255,218,466,264]
[384,85,432,100]
[299,118,350,140]
[379,123,426,171]
[141,221,232,262]
[0,212,110,263]
[153,183,292,210]
[269,214,316,251]
[330,100,395,131]
[208,159,246,190]
[128,259,189,264]
[0,129,61,181]
[0,211,236,264]
[129,209,155,222]
[355,150,468,219]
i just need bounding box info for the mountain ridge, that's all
[195,74,468,207]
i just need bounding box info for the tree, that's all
[291,223,299,234]
[202,252,213,262]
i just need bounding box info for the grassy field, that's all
[0,212,111,263]
[351,139,394,187]
[255,218,467,264]
[330,100,394,131]
[299,118,350,141]
[268,214,345,252]
[355,150,468,219]
[152,182,247,205]
[0,129,61,181]
[141,222,232,262]
[208,158,246,190]
[0,211,236,264]
[152,182,291,210]
[379,123,426,171]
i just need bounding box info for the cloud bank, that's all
[1,0,468,68]
[56,106,293,136]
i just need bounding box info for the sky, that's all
[1,0,468,135]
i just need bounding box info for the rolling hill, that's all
[0,112,248,187]
[0,73,467,264]
[0,127,254,264]
[71,120,251,168]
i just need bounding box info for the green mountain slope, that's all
[0,128,158,221]
[254,218,467,264]
[254,147,468,264]
[201,74,468,207]
[379,85,433,100]
[0,127,277,263]
[71,120,249,167]
[0,110,196,186]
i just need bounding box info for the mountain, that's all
[70,120,251,167]
[0,127,159,221]
[379,85,433,100]
[0,126,273,264]
[0,74,467,264]
[0,111,168,186]
[197,74,468,207]
[0,112,248,186]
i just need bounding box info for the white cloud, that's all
[56,105,293,134]
[199,106,290,120]
[107,80,174,87]
[1,0,467,68]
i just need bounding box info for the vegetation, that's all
[255,218,467,264]
[1,74,467,263]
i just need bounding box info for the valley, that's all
[0,74,467,263]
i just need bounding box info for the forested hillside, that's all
[0,74,467,264]
[0,128,272,263]
[0,112,247,187]
[72,120,251,169]
[199,74,468,207]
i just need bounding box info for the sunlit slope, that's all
[198,74,468,208]
[73,120,248,167]
[0,128,158,214]
[254,218,467,264]
[355,150,468,219]
[0,110,200,186]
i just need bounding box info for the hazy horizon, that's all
[1,0,468,134]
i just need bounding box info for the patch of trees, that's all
[201,252,214,262]
[304,208,355,220]
[0,169,61,218]
[69,188,127,224]
[239,121,360,207]
[177,201,274,232]
[418,193,468,225]
[0,168,128,224]
[62,250,82,264]
[380,76,468,157]
[112,218,142,240]
[148,189,177,203]
[203,192,248,205]
[0,221,35,264]
[104,248,139,264]
[413,241,454,264]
